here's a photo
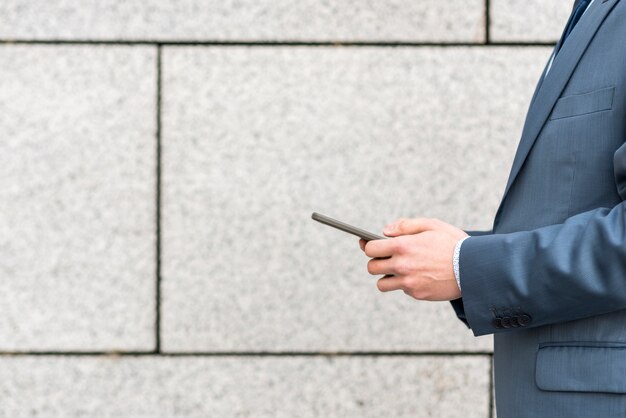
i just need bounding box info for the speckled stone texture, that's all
[490,0,573,42]
[0,46,157,350]
[160,46,551,352]
[0,355,490,417]
[0,0,485,42]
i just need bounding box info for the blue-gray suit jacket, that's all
[450,1,626,416]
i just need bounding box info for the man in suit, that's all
[359,0,626,416]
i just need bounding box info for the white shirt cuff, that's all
[453,236,470,293]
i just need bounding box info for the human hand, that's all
[358,218,468,301]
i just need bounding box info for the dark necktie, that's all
[554,0,592,55]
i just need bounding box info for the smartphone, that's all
[311,212,386,241]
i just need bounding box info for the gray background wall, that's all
[0,1,571,417]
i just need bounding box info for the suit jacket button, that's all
[518,314,531,326]
[492,318,503,329]
[510,316,520,327]
[501,316,512,328]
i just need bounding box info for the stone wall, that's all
[0,1,570,416]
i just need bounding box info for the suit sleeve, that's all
[449,229,492,329]
[464,230,493,237]
[457,142,626,336]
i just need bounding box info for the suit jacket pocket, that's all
[549,86,615,120]
[535,342,626,394]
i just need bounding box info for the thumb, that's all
[383,217,439,237]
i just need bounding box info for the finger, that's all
[367,257,393,276]
[364,238,396,258]
[377,275,405,292]
[384,217,444,237]
[359,239,366,251]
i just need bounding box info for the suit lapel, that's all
[527,51,554,110]
[495,0,620,219]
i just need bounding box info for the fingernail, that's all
[384,224,395,233]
